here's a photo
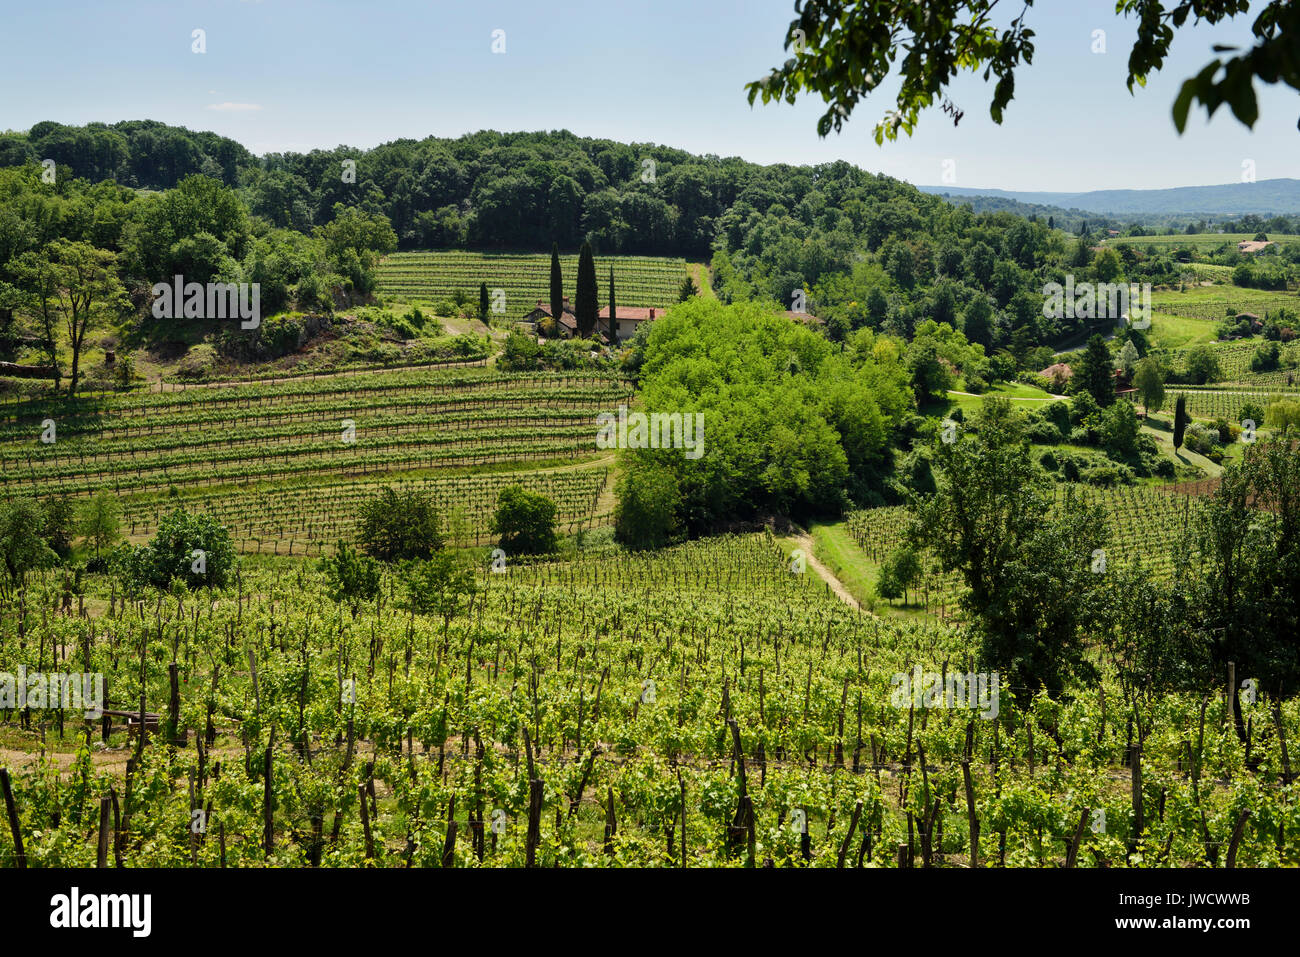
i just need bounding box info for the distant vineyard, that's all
[1167,338,1300,387]
[376,250,688,313]
[0,366,628,553]
[845,485,1207,617]
[1165,387,1300,421]
[1109,233,1300,251]
[1151,287,1300,323]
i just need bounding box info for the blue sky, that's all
[1,0,1297,191]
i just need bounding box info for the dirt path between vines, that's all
[791,529,861,611]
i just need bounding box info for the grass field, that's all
[376,250,689,314]
[1148,286,1300,350]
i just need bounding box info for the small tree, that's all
[479,282,490,323]
[1173,394,1188,452]
[1074,334,1115,408]
[1116,339,1140,379]
[43,495,76,561]
[891,544,922,604]
[549,242,564,330]
[491,486,558,554]
[1184,345,1223,385]
[320,542,382,619]
[608,266,618,341]
[357,487,443,562]
[875,559,903,604]
[575,240,598,338]
[44,239,129,398]
[678,274,699,301]
[399,551,476,637]
[1133,356,1165,415]
[0,497,56,599]
[122,508,236,591]
[79,490,122,559]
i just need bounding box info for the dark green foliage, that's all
[491,486,559,555]
[319,542,382,618]
[614,460,681,550]
[746,0,1297,140]
[1073,335,1115,408]
[910,420,1108,695]
[357,487,443,562]
[1173,395,1188,451]
[120,507,236,591]
[479,282,490,322]
[1188,440,1300,696]
[0,497,56,597]
[1182,345,1223,385]
[42,495,76,560]
[575,240,598,338]
[877,544,921,604]
[550,242,564,329]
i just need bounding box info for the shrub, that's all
[1251,341,1281,372]
[357,487,443,562]
[1025,419,1063,444]
[175,343,218,380]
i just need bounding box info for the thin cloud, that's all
[206,102,262,112]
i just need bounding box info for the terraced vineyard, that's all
[117,467,612,554]
[1,366,630,551]
[376,250,688,313]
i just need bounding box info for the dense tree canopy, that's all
[628,298,911,530]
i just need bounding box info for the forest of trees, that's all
[6,120,1300,374]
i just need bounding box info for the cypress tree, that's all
[549,242,564,328]
[575,240,598,339]
[479,282,490,322]
[1173,394,1187,452]
[608,266,617,342]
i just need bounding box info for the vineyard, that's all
[1163,386,1300,421]
[116,467,612,553]
[0,366,630,551]
[1108,233,1300,251]
[1151,286,1300,324]
[0,533,1294,869]
[845,485,1207,618]
[376,251,689,313]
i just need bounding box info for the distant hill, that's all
[915,179,1300,216]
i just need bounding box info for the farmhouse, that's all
[522,298,579,337]
[597,305,664,342]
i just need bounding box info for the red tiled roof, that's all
[598,306,664,321]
